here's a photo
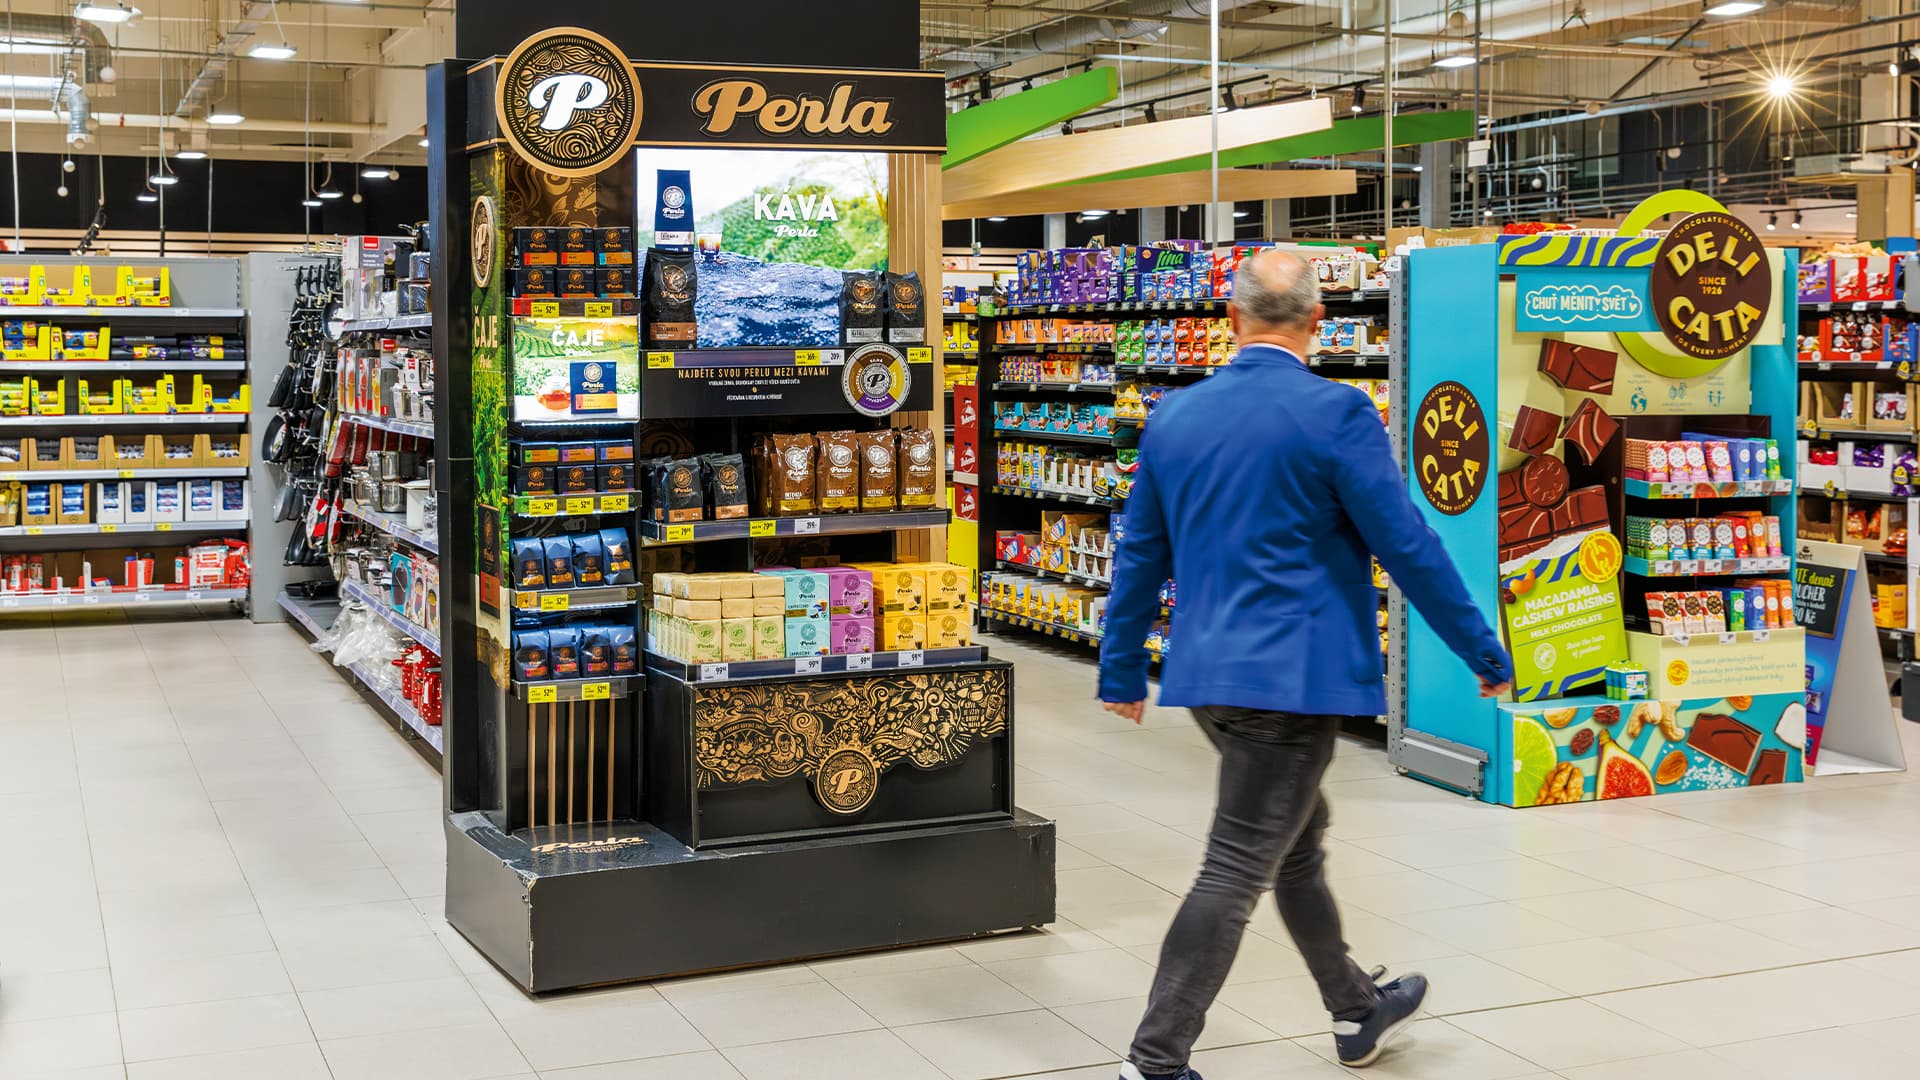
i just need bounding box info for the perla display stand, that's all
[1390,191,1809,806]
[430,3,1053,993]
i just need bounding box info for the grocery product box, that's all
[927,606,973,648]
[155,434,197,468]
[878,612,927,651]
[94,480,126,524]
[916,562,971,611]
[57,480,90,525]
[862,564,927,614]
[785,614,829,657]
[828,616,874,655]
[149,480,184,523]
[752,616,784,659]
[0,435,26,470]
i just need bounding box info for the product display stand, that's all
[1795,539,1907,775]
[434,7,1052,994]
[1,255,253,613]
[1394,192,1812,806]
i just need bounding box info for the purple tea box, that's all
[823,567,873,617]
[829,616,874,655]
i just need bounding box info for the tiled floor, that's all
[6,614,1920,1080]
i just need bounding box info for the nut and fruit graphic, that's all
[1510,568,1540,597]
[1655,750,1689,786]
[1536,762,1585,805]
[1626,701,1686,743]
[1542,707,1578,729]
[1513,717,1559,808]
[1592,704,1620,727]
[1726,694,1754,711]
[1596,730,1655,799]
[1571,728,1596,756]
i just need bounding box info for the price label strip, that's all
[527,684,558,704]
[749,519,777,537]
[664,524,695,542]
[539,593,570,612]
[581,681,612,701]
[563,496,596,515]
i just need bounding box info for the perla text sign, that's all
[479,28,946,176]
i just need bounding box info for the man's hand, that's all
[1478,678,1512,699]
[1104,700,1146,724]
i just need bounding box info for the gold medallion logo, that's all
[470,195,496,289]
[815,747,880,815]
[496,27,643,178]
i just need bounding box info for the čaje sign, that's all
[489,27,943,177]
[1649,211,1772,361]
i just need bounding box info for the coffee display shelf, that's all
[1624,555,1794,578]
[0,520,243,538]
[641,345,929,371]
[10,466,248,482]
[342,413,434,440]
[279,591,443,756]
[990,427,1114,447]
[1624,479,1797,499]
[993,381,1116,394]
[1114,362,1223,378]
[507,584,640,613]
[989,484,1119,509]
[1801,426,1916,444]
[0,586,245,610]
[646,646,988,684]
[342,500,440,555]
[510,675,641,704]
[507,297,638,318]
[640,509,948,544]
[340,313,435,332]
[340,577,441,655]
[1865,551,1909,569]
[0,306,247,319]
[995,559,1110,590]
[511,493,633,519]
[0,413,245,428]
[0,359,247,373]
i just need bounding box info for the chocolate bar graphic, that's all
[1521,454,1569,508]
[1561,398,1621,467]
[1509,405,1563,457]
[1749,748,1788,786]
[1498,467,1528,511]
[1539,339,1619,394]
[1549,484,1609,537]
[1687,712,1762,775]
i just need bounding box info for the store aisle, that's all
[6,618,1920,1080]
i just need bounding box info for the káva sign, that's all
[491,26,944,177]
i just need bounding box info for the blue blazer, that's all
[1098,344,1513,715]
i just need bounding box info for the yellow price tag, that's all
[100,524,117,533]
[526,497,558,517]
[664,524,695,542]
[598,494,630,513]
[530,301,560,318]
[527,684,558,704]
[908,347,933,364]
[514,592,538,610]
[155,522,172,531]
[749,519,777,537]
[583,301,613,318]
[25,526,43,535]
[539,593,570,612]
[647,351,675,369]
[118,469,136,478]
[563,496,595,515]
[794,349,822,367]
[581,681,612,701]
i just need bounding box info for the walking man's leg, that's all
[1271,729,1377,1021]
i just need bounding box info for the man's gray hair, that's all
[1230,249,1321,330]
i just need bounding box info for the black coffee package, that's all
[600,528,636,585]
[548,628,581,678]
[650,457,704,523]
[885,271,925,344]
[840,271,885,345]
[544,536,575,588]
[643,248,697,348]
[579,626,612,677]
[607,625,639,675]
[572,533,606,586]
[513,630,550,680]
[512,538,547,589]
[701,453,750,520]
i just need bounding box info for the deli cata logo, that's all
[496,27,643,178]
[1649,211,1773,361]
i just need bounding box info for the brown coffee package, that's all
[816,431,859,512]
[767,433,817,515]
[858,429,898,511]
[898,428,937,508]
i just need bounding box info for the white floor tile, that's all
[981,948,1160,1007]
[721,1029,946,1080]
[892,1010,1114,1080]
[124,1042,333,1080]
[1448,998,1687,1070]
[319,1021,532,1080]
[117,994,313,1062]
[665,982,879,1049]
[829,964,1039,1026]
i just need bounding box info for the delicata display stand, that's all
[1391,191,1809,807]
[429,5,1054,993]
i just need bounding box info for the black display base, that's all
[445,808,1057,993]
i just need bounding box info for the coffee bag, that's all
[816,431,860,512]
[897,427,937,507]
[643,248,697,347]
[885,271,925,344]
[858,429,898,511]
[840,271,885,345]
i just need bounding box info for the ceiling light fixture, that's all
[1221,85,1239,111]
[206,111,245,125]
[176,149,207,160]
[361,166,391,179]
[1434,54,1477,69]
[1766,73,1795,99]
[1791,210,1804,229]
[1232,210,1250,219]
[74,3,140,24]
[248,43,296,60]
[1846,208,1859,218]
[149,171,177,185]
[1704,0,1764,14]
[1144,102,1158,123]
[1080,209,1109,219]
[1893,45,1920,76]
[986,216,1008,223]
[417,137,430,148]
[1766,212,1778,230]
[317,189,344,200]
[1351,86,1366,113]
[302,198,323,208]
[136,192,158,203]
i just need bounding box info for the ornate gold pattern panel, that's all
[693,668,1010,815]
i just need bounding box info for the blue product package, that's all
[548,628,581,679]
[654,169,694,250]
[513,630,550,681]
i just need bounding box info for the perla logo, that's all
[661,185,688,220]
[755,186,839,240]
[695,79,894,138]
[496,27,643,178]
[527,73,610,129]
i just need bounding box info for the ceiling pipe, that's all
[173,0,275,120]
[0,107,374,136]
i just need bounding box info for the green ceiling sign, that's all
[1070,109,1475,185]
[942,68,1120,170]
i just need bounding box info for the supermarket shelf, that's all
[1879,626,1914,638]
[0,520,243,538]
[1115,362,1221,379]
[512,492,633,519]
[992,343,1114,356]
[942,311,981,322]
[342,500,439,555]
[990,484,1119,509]
[997,289,1386,316]
[991,427,1114,447]
[7,466,247,482]
[507,297,637,319]
[1802,426,1916,444]
[1865,552,1910,569]
[1625,478,1796,499]
[947,351,980,361]
[510,676,640,703]
[340,578,441,654]
[0,305,246,319]
[278,591,444,756]
[992,381,1117,394]
[1800,359,1913,378]
[0,359,247,373]
[641,509,948,543]
[1797,485,1911,504]
[508,585,640,612]
[646,647,987,683]
[340,313,434,333]
[0,413,245,428]
[979,607,1102,646]
[995,559,1110,589]
[1112,416,1146,428]
[1800,299,1907,313]
[1625,555,1793,578]
[342,413,434,440]
[0,585,245,610]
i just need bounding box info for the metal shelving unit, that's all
[0,360,247,373]
[279,591,443,756]
[341,413,434,440]
[0,306,247,319]
[342,500,439,555]
[0,586,245,610]
[0,413,246,428]
[340,578,442,654]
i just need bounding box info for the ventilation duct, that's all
[1018,0,1264,64]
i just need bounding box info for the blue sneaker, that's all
[1118,1064,1202,1080]
[1333,971,1427,1067]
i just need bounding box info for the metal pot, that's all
[377,480,407,514]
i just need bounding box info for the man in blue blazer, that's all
[1100,249,1513,1077]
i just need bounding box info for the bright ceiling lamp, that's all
[1704,0,1764,15]
[361,166,397,180]
[176,149,207,160]
[302,198,323,208]
[1080,209,1109,219]
[1766,73,1795,99]
[985,216,1008,222]
[149,171,177,185]
[417,137,430,148]
[206,111,245,125]
[248,43,296,60]
[317,189,344,200]
[1433,54,1477,69]
[75,3,140,23]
